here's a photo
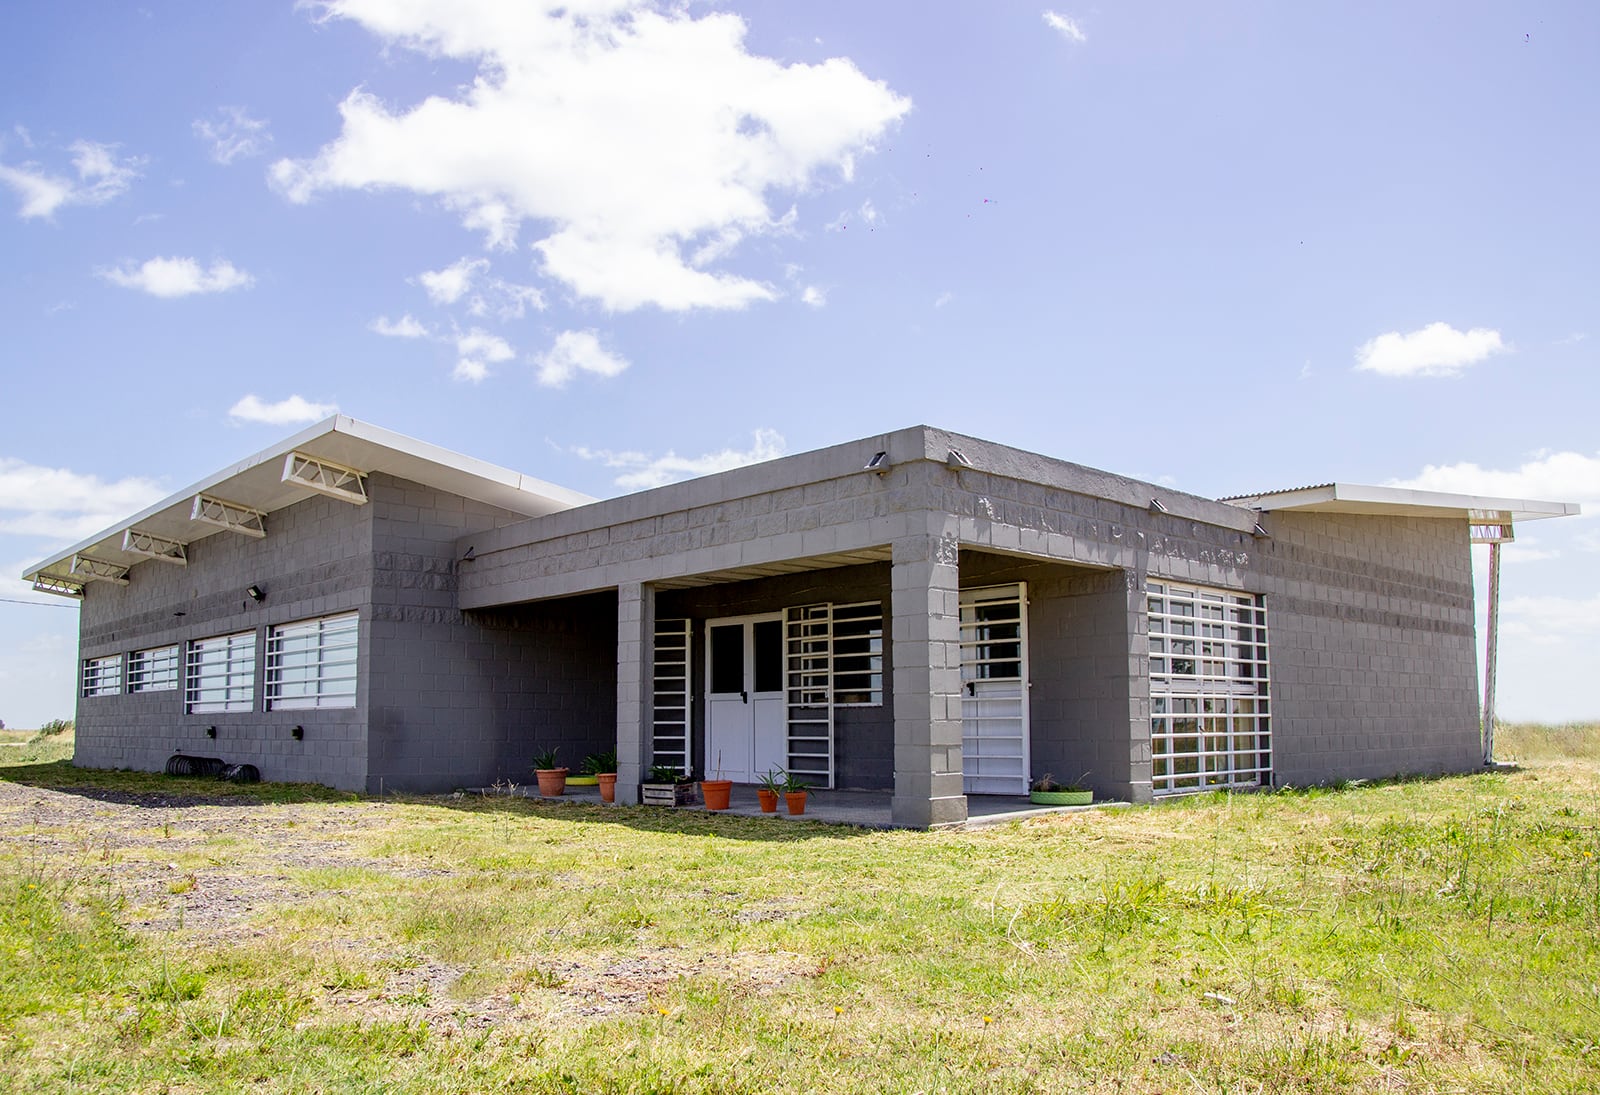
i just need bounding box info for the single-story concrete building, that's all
[24,417,1578,827]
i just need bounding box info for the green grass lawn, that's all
[3,729,1598,1093]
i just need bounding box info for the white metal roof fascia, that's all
[1223,482,1580,524]
[22,416,595,583]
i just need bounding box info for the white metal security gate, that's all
[960,583,1029,795]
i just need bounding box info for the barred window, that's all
[1148,581,1270,795]
[128,645,179,693]
[186,632,256,713]
[831,601,884,706]
[82,654,123,697]
[266,613,358,710]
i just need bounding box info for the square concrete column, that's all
[890,529,966,828]
[1120,570,1155,804]
[615,581,655,804]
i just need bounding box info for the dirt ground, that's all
[0,780,808,1030]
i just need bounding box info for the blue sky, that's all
[2,1,1596,728]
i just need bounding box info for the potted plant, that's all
[532,747,568,797]
[700,751,733,811]
[640,764,699,807]
[582,748,619,803]
[1030,773,1092,807]
[783,771,810,816]
[756,768,784,813]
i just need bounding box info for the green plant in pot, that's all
[782,771,810,816]
[532,747,568,797]
[756,768,784,813]
[1030,772,1092,807]
[573,748,618,800]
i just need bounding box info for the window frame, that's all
[1148,581,1271,796]
[265,612,359,711]
[81,654,123,698]
[127,645,180,694]
[185,631,257,714]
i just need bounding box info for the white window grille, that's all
[82,654,123,697]
[1148,581,1270,795]
[186,631,257,713]
[831,601,884,706]
[960,584,1030,795]
[266,613,358,710]
[128,646,179,693]
[785,604,835,786]
[651,619,692,774]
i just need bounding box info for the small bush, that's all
[35,718,74,738]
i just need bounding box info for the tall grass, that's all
[1495,720,1600,762]
[2,732,1599,1092]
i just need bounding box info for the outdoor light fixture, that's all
[245,584,265,602]
[461,546,476,561]
[1149,498,1169,514]
[946,448,972,471]
[1252,522,1270,539]
[206,726,217,739]
[291,725,304,741]
[863,451,890,475]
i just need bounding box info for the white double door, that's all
[704,614,787,782]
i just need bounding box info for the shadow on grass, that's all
[0,760,361,807]
[398,792,882,843]
[0,761,873,841]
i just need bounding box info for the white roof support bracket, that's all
[191,494,267,538]
[70,555,130,585]
[283,451,368,505]
[1468,509,1515,545]
[32,573,85,598]
[123,528,188,565]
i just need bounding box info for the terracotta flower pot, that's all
[756,788,779,813]
[785,790,807,816]
[701,779,733,811]
[598,773,617,803]
[535,768,568,797]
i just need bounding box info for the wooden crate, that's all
[641,782,700,807]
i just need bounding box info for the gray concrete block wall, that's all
[959,551,1149,803]
[1254,512,1480,785]
[74,489,375,789]
[656,562,894,789]
[364,476,616,792]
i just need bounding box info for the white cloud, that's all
[1387,450,1600,505]
[1354,321,1505,378]
[370,313,429,338]
[1501,594,1600,644]
[192,107,273,165]
[0,139,142,219]
[1554,332,1587,346]
[1043,11,1087,43]
[418,257,488,305]
[227,394,338,426]
[533,330,629,388]
[800,285,826,308]
[100,256,254,298]
[454,328,515,383]
[270,1,909,312]
[573,428,786,490]
[0,457,166,543]
[933,290,954,309]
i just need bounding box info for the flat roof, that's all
[23,416,594,585]
[1222,482,1580,523]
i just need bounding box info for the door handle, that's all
[741,690,749,704]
